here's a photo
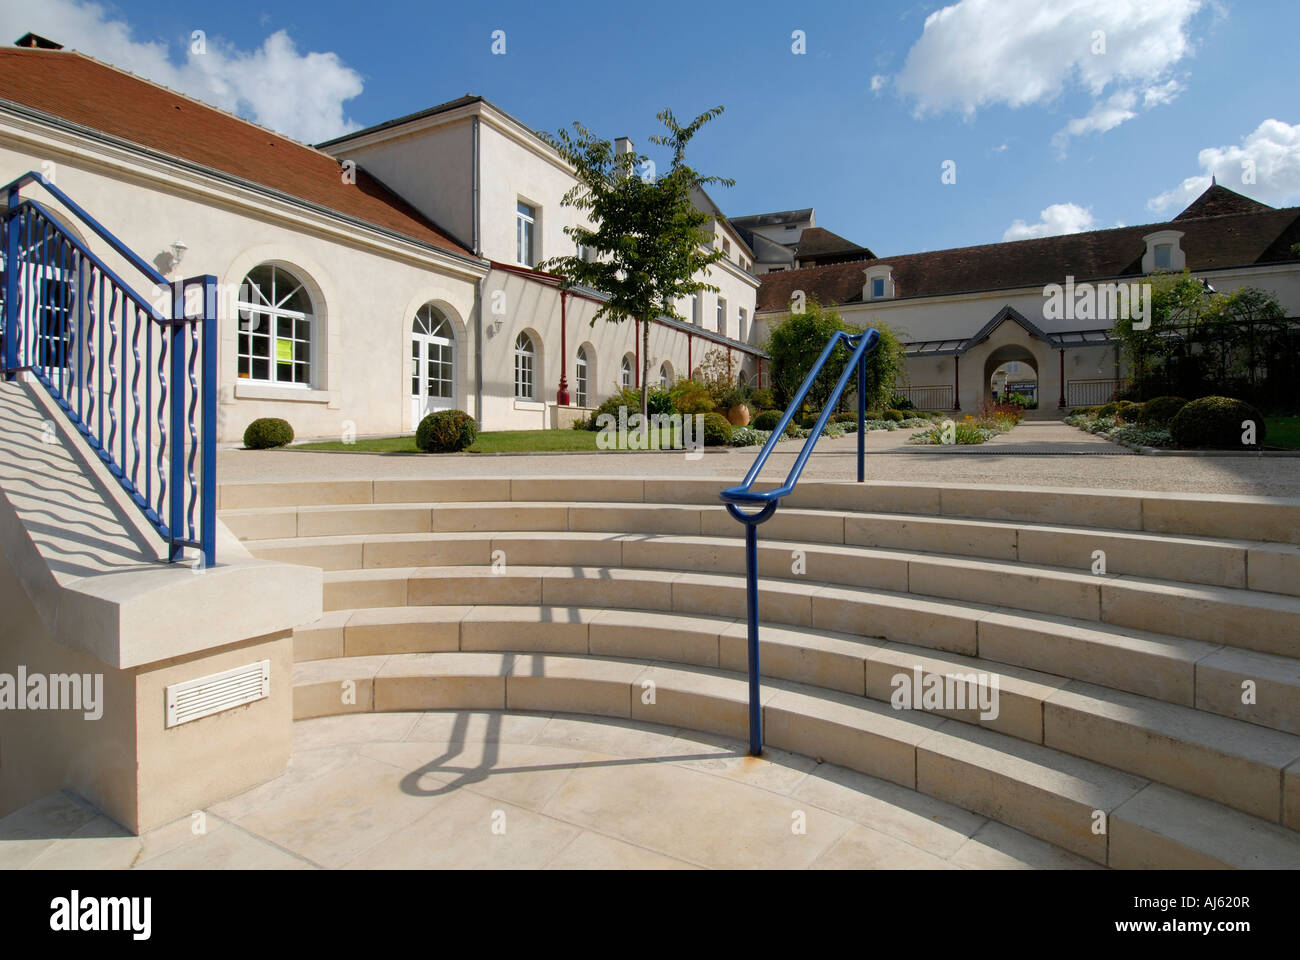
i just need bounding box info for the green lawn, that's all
[290,427,688,454]
[1265,417,1300,450]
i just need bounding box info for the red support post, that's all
[1057,348,1066,409]
[556,290,570,405]
[953,355,961,411]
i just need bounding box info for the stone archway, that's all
[982,343,1038,408]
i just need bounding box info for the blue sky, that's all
[5,0,1299,257]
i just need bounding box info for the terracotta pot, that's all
[726,403,751,427]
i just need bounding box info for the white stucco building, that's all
[0,43,763,442]
[754,184,1300,412]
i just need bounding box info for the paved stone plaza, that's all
[220,421,1300,498]
[1,711,1095,870]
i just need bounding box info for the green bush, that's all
[1137,396,1189,426]
[1096,401,1121,418]
[1169,397,1267,449]
[243,418,293,449]
[1115,400,1144,422]
[415,410,478,452]
[647,388,675,417]
[749,388,774,410]
[588,387,642,429]
[701,412,733,446]
[669,380,715,416]
[882,409,904,422]
[753,409,783,432]
[890,394,915,411]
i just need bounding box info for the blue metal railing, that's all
[719,327,881,755]
[1,172,217,566]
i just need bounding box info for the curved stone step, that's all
[314,558,1300,659]
[292,603,1300,821]
[225,500,1300,598]
[218,477,1300,547]
[289,650,1300,868]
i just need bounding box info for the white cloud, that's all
[895,0,1204,146]
[1003,203,1096,241]
[870,74,888,96]
[0,0,364,143]
[1147,119,1300,212]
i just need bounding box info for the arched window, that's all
[514,332,536,400]
[575,346,590,408]
[621,355,633,390]
[659,362,673,389]
[411,304,455,421]
[736,370,748,389]
[237,264,314,386]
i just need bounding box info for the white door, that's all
[410,305,455,427]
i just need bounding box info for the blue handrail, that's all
[719,327,881,754]
[1,172,217,567]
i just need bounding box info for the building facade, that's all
[0,46,763,442]
[754,185,1300,412]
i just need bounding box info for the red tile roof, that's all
[0,47,474,257]
[757,189,1300,312]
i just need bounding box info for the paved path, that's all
[0,712,1094,870]
[219,421,1300,497]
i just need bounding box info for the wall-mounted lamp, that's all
[169,240,187,274]
[488,317,504,337]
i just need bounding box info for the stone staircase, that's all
[218,476,1300,868]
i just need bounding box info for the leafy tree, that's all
[539,108,733,418]
[762,297,904,414]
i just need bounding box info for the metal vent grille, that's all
[165,660,270,728]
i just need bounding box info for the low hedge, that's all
[753,409,782,432]
[882,409,905,422]
[415,409,478,452]
[243,418,293,449]
[1169,397,1267,449]
[701,412,733,446]
[1136,396,1189,426]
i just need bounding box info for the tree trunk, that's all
[641,315,650,419]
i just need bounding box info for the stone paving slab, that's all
[219,421,1300,497]
[0,711,1098,870]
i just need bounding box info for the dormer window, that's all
[1142,230,1185,273]
[864,264,894,300]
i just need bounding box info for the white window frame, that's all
[620,354,633,390]
[738,308,748,344]
[516,201,537,268]
[575,346,589,407]
[514,332,536,399]
[236,263,314,387]
[717,297,727,337]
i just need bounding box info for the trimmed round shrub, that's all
[701,412,733,446]
[882,409,905,422]
[748,388,775,411]
[753,409,783,432]
[416,410,478,453]
[1096,401,1121,418]
[1115,400,1143,422]
[1169,397,1267,449]
[243,417,293,449]
[1137,396,1189,426]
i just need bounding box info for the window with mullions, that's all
[575,346,589,407]
[237,264,313,386]
[411,304,455,400]
[514,332,535,399]
[517,202,536,267]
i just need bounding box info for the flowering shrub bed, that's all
[1066,411,1175,448]
[906,406,1021,445]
